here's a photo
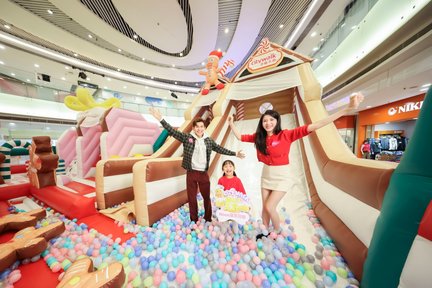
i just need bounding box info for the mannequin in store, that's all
[360,140,371,159]
[228,92,364,239]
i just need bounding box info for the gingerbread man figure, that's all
[0,221,65,271]
[199,50,225,95]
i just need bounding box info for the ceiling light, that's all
[117,68,121,72]
[61,77,66,80]
[104,86,108,89]
[11,73,15,76]
[151,76,154,79]
[0,61,4,65]
[26,79,30,82]
[175,82,177,84]
[0,45,5,49]
[156,92,159,95]
[313,59,319,62]
[320,38,325,42]
[88,34,93,39]
[224,28,229,33]
[172,64,175,67]
[133,34,138,39]
[217,48,221,52]
[420,88,428,92]
[4,24,11,29]
[201,62,205,66]
[73,53,78,57]
[312,47,319,51]
[310,31,317,37]
[195,83,199,86]
[123,86,127,89]
[86,77,90,80]
[118,48,122,52]
[351,25,357,30]
[366,105,372,108]
[34,64,39,68]
[279,24,284,29]
[137,92,141,95]
[180,52,183,56]
[47,9,53,15]
[341,23,346,28]
[385,122,390,124]
[142,58,146,61]
[65,66,70,69]
[422,83,431,87]
[145,86,149,89]
[283,0,320,48]
[107,77,111,81]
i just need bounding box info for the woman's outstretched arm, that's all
[307,92,364,133]
[227,115,242,140]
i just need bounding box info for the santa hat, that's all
[208,50,223,59]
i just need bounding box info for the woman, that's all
[228,93,364,239]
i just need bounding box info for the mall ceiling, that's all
[0,0,431,110]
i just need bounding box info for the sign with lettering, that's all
[247,38,283,73]
[214,185,250,225]
[388,101,423,116]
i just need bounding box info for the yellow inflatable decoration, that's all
[64,88,121,111]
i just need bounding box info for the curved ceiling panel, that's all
[0,2,202,82]
[49,0,218,66]
[112,0,188,53]
[223,0,272,70]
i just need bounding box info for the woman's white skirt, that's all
[261,164,290,192]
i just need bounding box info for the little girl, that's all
[217,160,246,194]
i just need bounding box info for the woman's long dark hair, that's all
[255,110,282,155]
[222,159,237,176]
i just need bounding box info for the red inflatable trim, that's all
[0,183,31,201]
[418,201,432,241]
[10,165,27,174]
[31,186,96,219]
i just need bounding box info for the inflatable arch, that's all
[0,140,31,183]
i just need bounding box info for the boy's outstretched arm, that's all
[149,107,188,142]
[307,92,364,133]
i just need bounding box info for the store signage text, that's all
[247,50,283,73]
[387,101,423,116]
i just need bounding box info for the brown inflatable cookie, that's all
[0,221,65,272]
[0,208,46,234]
[57,257,125,288]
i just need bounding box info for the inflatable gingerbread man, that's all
[199,50,234,95]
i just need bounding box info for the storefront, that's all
[334,116,356,152]
[356,93,425,161]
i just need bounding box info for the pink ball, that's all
[252,256,261,265]
[176,270,186,284]
[154,269,163,277]
[225,264,232,273]
[284,274,293,283]
[311,235,319,244]
[252,275,262,286]
[233,254,241,262]
[292,252,300,262]
[153,275,162,286]
[239,263,248,272]
[245,271,253,281]
[237,271,246,282]
[321,259,330,270]
[128,271,138,282]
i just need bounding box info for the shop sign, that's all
[247,38,283,73]
[387,101,423,116]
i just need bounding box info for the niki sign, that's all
[387,101,423,116]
